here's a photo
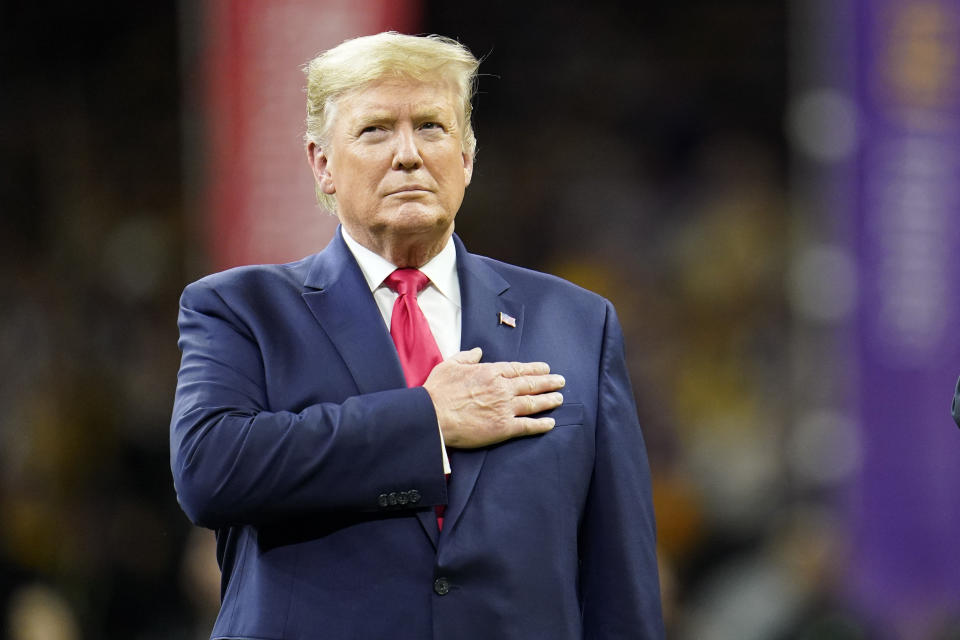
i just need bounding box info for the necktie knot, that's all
[384,268,430,297]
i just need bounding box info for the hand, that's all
[422,347,566,449]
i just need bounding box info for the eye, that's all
[356,125,390,142]
[420,122,443,131]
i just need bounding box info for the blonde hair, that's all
[304,32,480,211]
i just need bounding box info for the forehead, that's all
[335,77,460,122]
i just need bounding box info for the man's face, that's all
[310,77,474,262]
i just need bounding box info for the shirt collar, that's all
[341,227,460,307]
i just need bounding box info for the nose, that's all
[392,126,422,170]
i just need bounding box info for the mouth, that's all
[387,186,432,196]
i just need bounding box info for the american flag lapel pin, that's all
[498,311,516,328]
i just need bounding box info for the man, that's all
[171,32,663,639]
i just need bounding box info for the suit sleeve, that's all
[579,301,665,639]
[170,280,448,530]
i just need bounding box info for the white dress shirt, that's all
[341,228,460,473]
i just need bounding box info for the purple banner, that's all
[850,0,960,635]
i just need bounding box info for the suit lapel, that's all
[442,235,524,536]
[301,229,407,395]
[301,229,440,547]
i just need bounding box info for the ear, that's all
[462,150,474,188]
[307,142,336,195]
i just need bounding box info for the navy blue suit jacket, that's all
[171,229,663,639]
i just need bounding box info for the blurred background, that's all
[2,0,960,638]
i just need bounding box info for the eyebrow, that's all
[350,103,456,125]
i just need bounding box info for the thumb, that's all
[449,347,483,364]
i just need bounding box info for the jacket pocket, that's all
[542,402,584,427]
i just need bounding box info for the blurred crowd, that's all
[1,5,215,638]
[0,2,932,639]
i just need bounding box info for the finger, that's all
[511,373,566,396]
[449,347,483,364]
[512,416,556,437]
[497,361,550,378]
[512,391,564,417]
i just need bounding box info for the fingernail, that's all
[546,418,556,428]
[557,375,566,387]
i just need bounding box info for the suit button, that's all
[409,490,421,504]
[397,491,409,505]
[433,577,450,596]
[377,494,388,508]
[388,492,398,506]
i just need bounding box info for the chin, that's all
[386,207,453,235]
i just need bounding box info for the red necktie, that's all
[384,269,448,529]
[384,269,443,387]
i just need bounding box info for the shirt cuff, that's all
[439,426,451,474]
